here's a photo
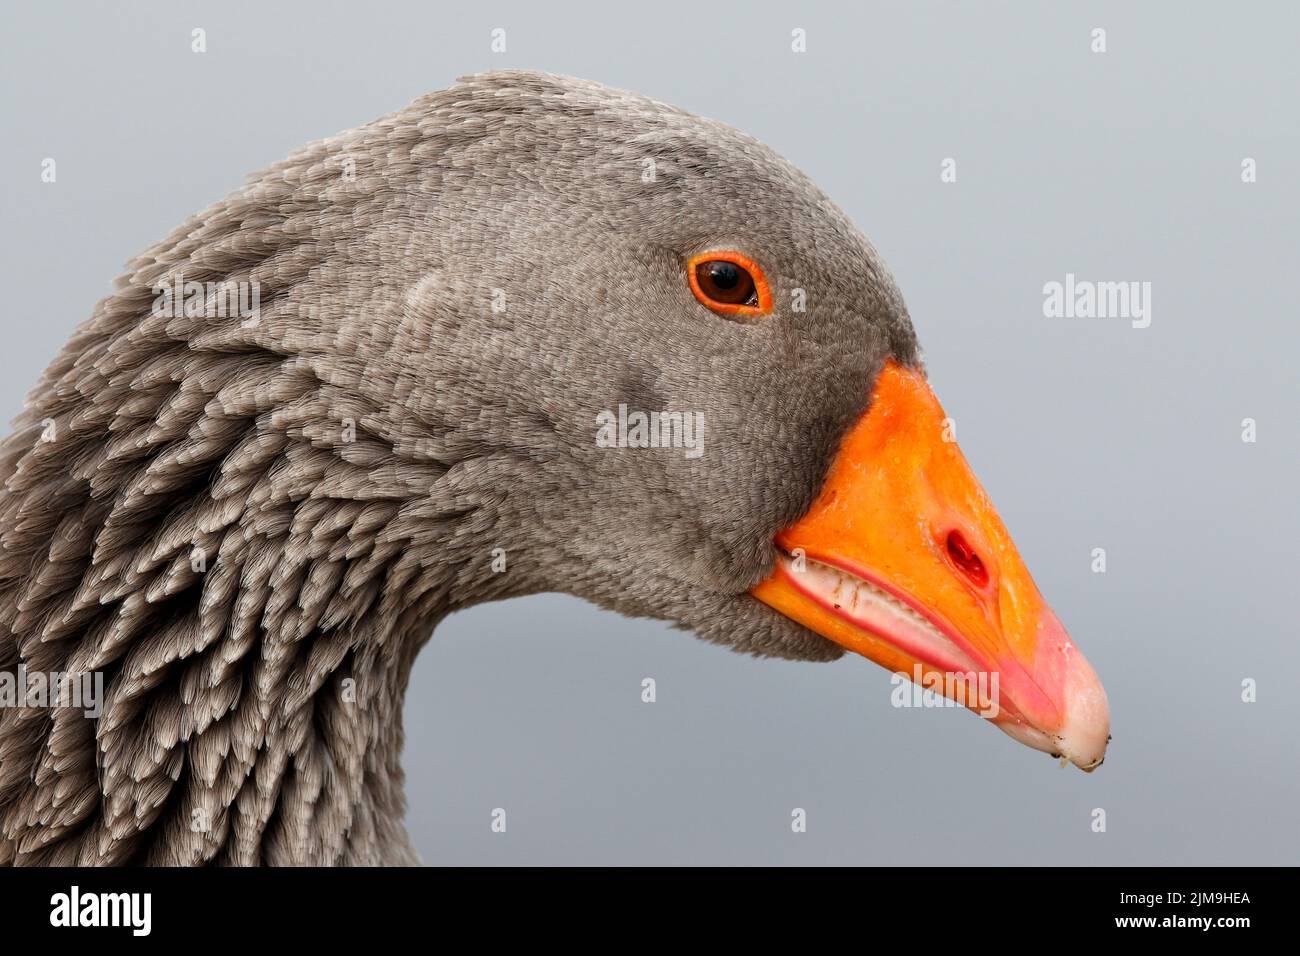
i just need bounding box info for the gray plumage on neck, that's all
[0,71,917,865]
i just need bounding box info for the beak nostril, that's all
[945,530,989,588]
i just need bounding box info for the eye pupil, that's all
[708,262,740,290]
[694,258,757,307]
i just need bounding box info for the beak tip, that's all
[1055,653,1110,772]
[994,636,1110,772]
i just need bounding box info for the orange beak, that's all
[752,361,1109,770]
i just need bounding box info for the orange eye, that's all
[687,251,772,318]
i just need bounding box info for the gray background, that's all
[2,1,1296,864]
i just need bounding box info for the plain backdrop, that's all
[2,0,1296,864]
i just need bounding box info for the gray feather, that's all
[0,71,916,865]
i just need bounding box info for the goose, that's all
[0,70,1109,867]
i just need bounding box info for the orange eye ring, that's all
[687,250,772,318]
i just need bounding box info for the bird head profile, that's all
[0,70,1108,865]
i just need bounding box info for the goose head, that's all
[0,70,1107,866]
[370,72,1108,771]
